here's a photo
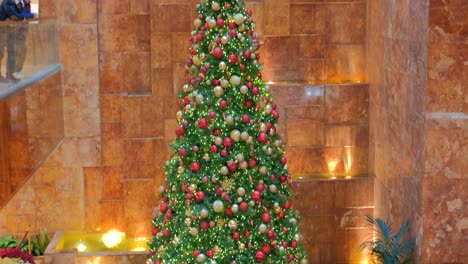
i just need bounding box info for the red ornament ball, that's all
[213,128,221,136]
[288,254,294,262]
[225,207,233,216]
[233,232,240,240]
[191,162,201,172]
[242,114,250,123]
[240,202,248,212]
[151,226,159,236]
[272,110,279,119]
[280,156,287,164]
[159,203,168,213]
[260,243,271,255]
[244,50,251,59]
[220,149,228,157]
[229,54,237,65]
[193,249,200,257]
[212,47,224,59]
[291,241,298,249]
[195,191,205,202]
[193,145,199,152]
[256,183,265,192]
[227,160,237,172]
[178,148,187,157]
[223,137,233,148]
[200,221,209,230]
[279,175,288,183]
[175,126,185,136]
[252,87,260,95]
[207,249,214,258]
[198,118,208,129]
[210,145,218,153]
[283,200,292,210]
[248,159,257,168]
[219,100,227,109]
[255,251,265,262]
[252,191,262,201]
[217,18,224,28]
[258,132,268,144]
[267,230,275,239]
[162,229,170,238]
[208,111,216,119]
[279,211,285,218]
[261,212,271,223]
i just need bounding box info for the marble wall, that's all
[367,0,429,261]
[423,1,467,262]
[368,0,467,263]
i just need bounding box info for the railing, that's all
[0,17,60,100]
[0,18,63,207]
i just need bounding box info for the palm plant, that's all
[360,215,415,264]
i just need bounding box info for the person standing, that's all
[0,0,35,81]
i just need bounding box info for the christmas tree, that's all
[149,0,308,263]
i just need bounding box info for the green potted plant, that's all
[360,215,415,264]
[30,229,51,264]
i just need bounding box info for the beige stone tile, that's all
[124,180,154,237]
[58,25,98,68]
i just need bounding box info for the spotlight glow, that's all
[102,229,125,248]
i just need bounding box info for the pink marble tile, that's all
[290,3,325,35]
[326,3,366,44]
[124,180,154,237]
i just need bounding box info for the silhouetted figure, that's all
[0,0,34,81]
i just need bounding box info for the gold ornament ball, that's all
[211,175,217,183]
[213,86,224,97]
[259,223,267,233]
[234,13,244,25]
[208,18,216,29]
[219,61,227,71]
[211,2,220,11]
[237,187,246,196]
[221,35,229,45]
[213,200,224,212]
[185,209,192,217]
[265,84,271,93]
[240,85,248,94]
[197,253,206,263]
[183,84,190,92]
[230,130,241,141]
[275,139,283,147]
[240,161,248,170]
[229,75,241,86]
[235,153,245,162]
[238,24,245,32]
[239,243,245,250]
[176,111,183,120]
[220,166,229,175]
[232,204,239,213]
[189,184,197,192]
[158,185,165,193]
[228,220,238,230]
[194,18,202,28]
[237,197,243,203]
[301,260,308,264]
[247,136,254,144]
[295,234,301,241]
[250,53,256,60]
[240,131,249,141]
[192,55,201,66]
[269,184,277,193]
[178,166,184,174]
[267,147,273,155]
[269,128,276,136]
[259,166,267,175]
[274,207,281,214]
[196,94,204,103]
[185,218,192,226]
[265,104,272,114]
[200,208,209,218]
[274,202,279,208]
[290,218,297,225]
[249,200,255,206]
[190,227,199,236]
[260,123,267,132]
[214,136,223,146]
[220,79,229,88]
[226,115,234,125]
